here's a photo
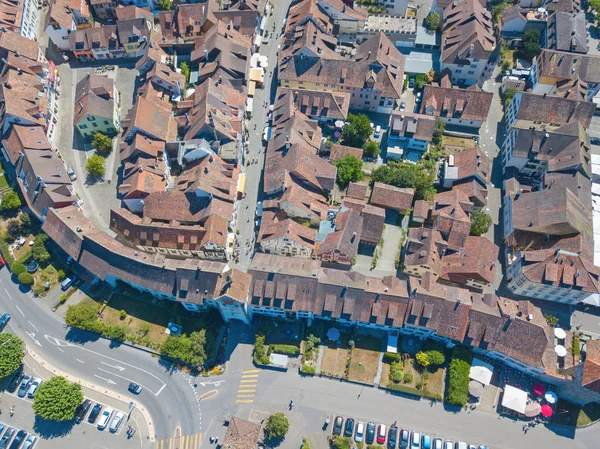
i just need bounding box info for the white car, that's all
[411,432,421,449]
[97,407,114,430]
[355,422,364,443]
[109,411,125,433]
[27,378,42,398]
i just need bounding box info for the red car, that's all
[0,254,5,268]
[377,424,387,444]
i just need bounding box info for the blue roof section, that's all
[316,220,336,242]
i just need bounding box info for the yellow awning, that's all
[249,68,262,82]
[237,173,246,193]
[248,80,256,97]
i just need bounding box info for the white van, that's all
[374,125,381,138]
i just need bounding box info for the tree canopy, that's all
[341,113,372,148]
[160,330,210,366]
[519,29,541,61]
[33,376,83,422]
[85,154,106,177]
[333,156,364,187]
[157,0,172,10]
[18,272,34,286]
[371,162,436,201]
[0,333,23,378]
[265,412,290,439]
[65,304,98,328]
[92,133,113,154]
[424,12,441,31]
[32,234,51,265]
[179,62,190,83]
[0,190,21,212]
[470,209,493,236]
[432,118,445,147]
[363,140,380,158]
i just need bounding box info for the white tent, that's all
[502,385,528,414]
[470,358,494,386]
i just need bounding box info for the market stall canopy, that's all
[533,383,545,395]
[327,327,340,342]
[469,380,485,398]
[544,391,558,404]
[335,120,345,128]
[502,385,528,414]
[541,404,553,417]
[470,358,494,386]
[524,402,541,418]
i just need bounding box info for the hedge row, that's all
[445,346,472,406]
[386,382,423,397]
[65,304,127,342]
[383,351,402,362]
[301,364,316,375]
[268,344,300,355]
[254,334,270,365]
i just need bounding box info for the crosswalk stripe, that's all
[168,439,173,449]
[238,389,256,392]
[240,379,257,383]
[237,394,255,397]
[241,374,259,378]
[236,399,254,403]
[243,369,260,373]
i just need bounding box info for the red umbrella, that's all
[533,383,545,395]
[541,404,553,417]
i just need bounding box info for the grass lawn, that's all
[402,358,421,388]
[12,234,35,260]
[423,366,444,398]
[348,336,381,383]
[381,361,391,385]
[442,136,477,154]
[321,334,350,378]
[552,398,581,427]
[0,174,8,189]
[577,402,600,427]
[33,263,61,294]
[78,294,223,346]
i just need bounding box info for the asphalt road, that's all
[232,0,293,271]
[0,268,200,441]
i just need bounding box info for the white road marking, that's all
[28,321,39,332]
[5,288,12,300]
[97,368,159,396]
[94,374,117,385]
[100,361,126,372]
[26,331,42,347]
[76,359,85,364]
[15,305,25,316]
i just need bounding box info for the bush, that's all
[0,189,21,212]
[330,436,352,449]
[119,309,127,320]
[268,344,300,355]
[254,334,270,365]
[416,351,430,368]
[427,350,445,366]
[18,272,34,286]
[445,346,472,406]
[384,351,402,362]
[11,263,26,276]
[102,325,126,342]
[386,382,422,397]
[301,364,316,375]
[403,372,413,384]
[57,270,66,282]
[572,334,581,356]
[302,438,312,449]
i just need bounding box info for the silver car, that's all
[27,378,42,398]
[355,422,365,443]
[22,435,36,449]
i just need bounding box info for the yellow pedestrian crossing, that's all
[236,370,260,403]
[154,433,203,449]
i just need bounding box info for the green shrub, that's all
[102,325,126,342]
[301,364,316,375]
[254,334,270,365]
[403,372,413,384]
[329,436,352,449]
[57,270,66,282]
[386,382,422,397]
[18,272,34,286]
[445,346,472,406]
[302,438,312,449]
[11,262,26,276]
[119,309,127,320]
[268,344,300,355]
[390,361,402,383]
[572,334,581,356]
[384,351,402,362]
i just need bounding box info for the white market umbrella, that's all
[524,402,542,417]
[469,380,485,398]
[334,120,345,128]
[554,328,566,339]
[545,391,558,404]
[502,385,528,414]
[555,345,567,357]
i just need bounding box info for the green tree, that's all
[0,333,24,378]
[519,29,541,61]
[32,234,51,265]
[65,304,98,328]
[57,270,66,282]
[432,118,445,146]
[265,412,290,439]
[470,209,493,236]
[32,376,83,422]
[189,330,208,365]
[18,272,34,286]
[426,350,445,366]
[504,87,517,107]
[179,61,191,83]
[363,140,380,158]
[157,0,172,10]
[424,12,441,30]
[591,0,600,12]
[0,190,21,212]
[341,113,373,148]
[11,263,26,276]
[333,155,364,187]
[415,73,426,90]
[160,331,209,366]
[92,133,113,154]
[416,351,430,368]
[119,310,127,320]
[19,213,31,229]
[85,154,106,177]
[5,219,20,239]
[371,161,436,200]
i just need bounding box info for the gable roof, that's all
[370,182,414,211]
[422,84,493,122]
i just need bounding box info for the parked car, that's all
[88,403,102,424]
[0,254,5,268]
[60,276,75,291]
[7,370,24,393]
[388,426,398,449]
[0,425,4,438]
[591,137,600,145]
[27,378,42,398]
[333,416,343,435]
[110,411,125,433]
[366,422,376,445]
[67,167,77,181]
[18,374,32,397]
[374,125,381,138]
[409,77,415,88]
[0,313,10,331]
[344,418,355,438]
[422,435,432,449]
[400,102,406,111]
[377,424,387,444]
[399,429,410,449]
[0,428,14,449]
[9,430,26,449]
[22,435,37,449]
[478,446,488,449]
[454,443,467,449]
[433,438,443,449]
[416,91,423,102]
[444,442,453,449]
[355,422,365,443]
[97,407,114,430]
[467,446,476,449]
[75,399,92,423]
[128,382,142,394]
[411,432,421,449]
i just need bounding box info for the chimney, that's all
[351,231,357,243]
[204,49,209,61]
[204,166,209,174]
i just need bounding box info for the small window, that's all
[92,122,98,127]
[80,124,88,129]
